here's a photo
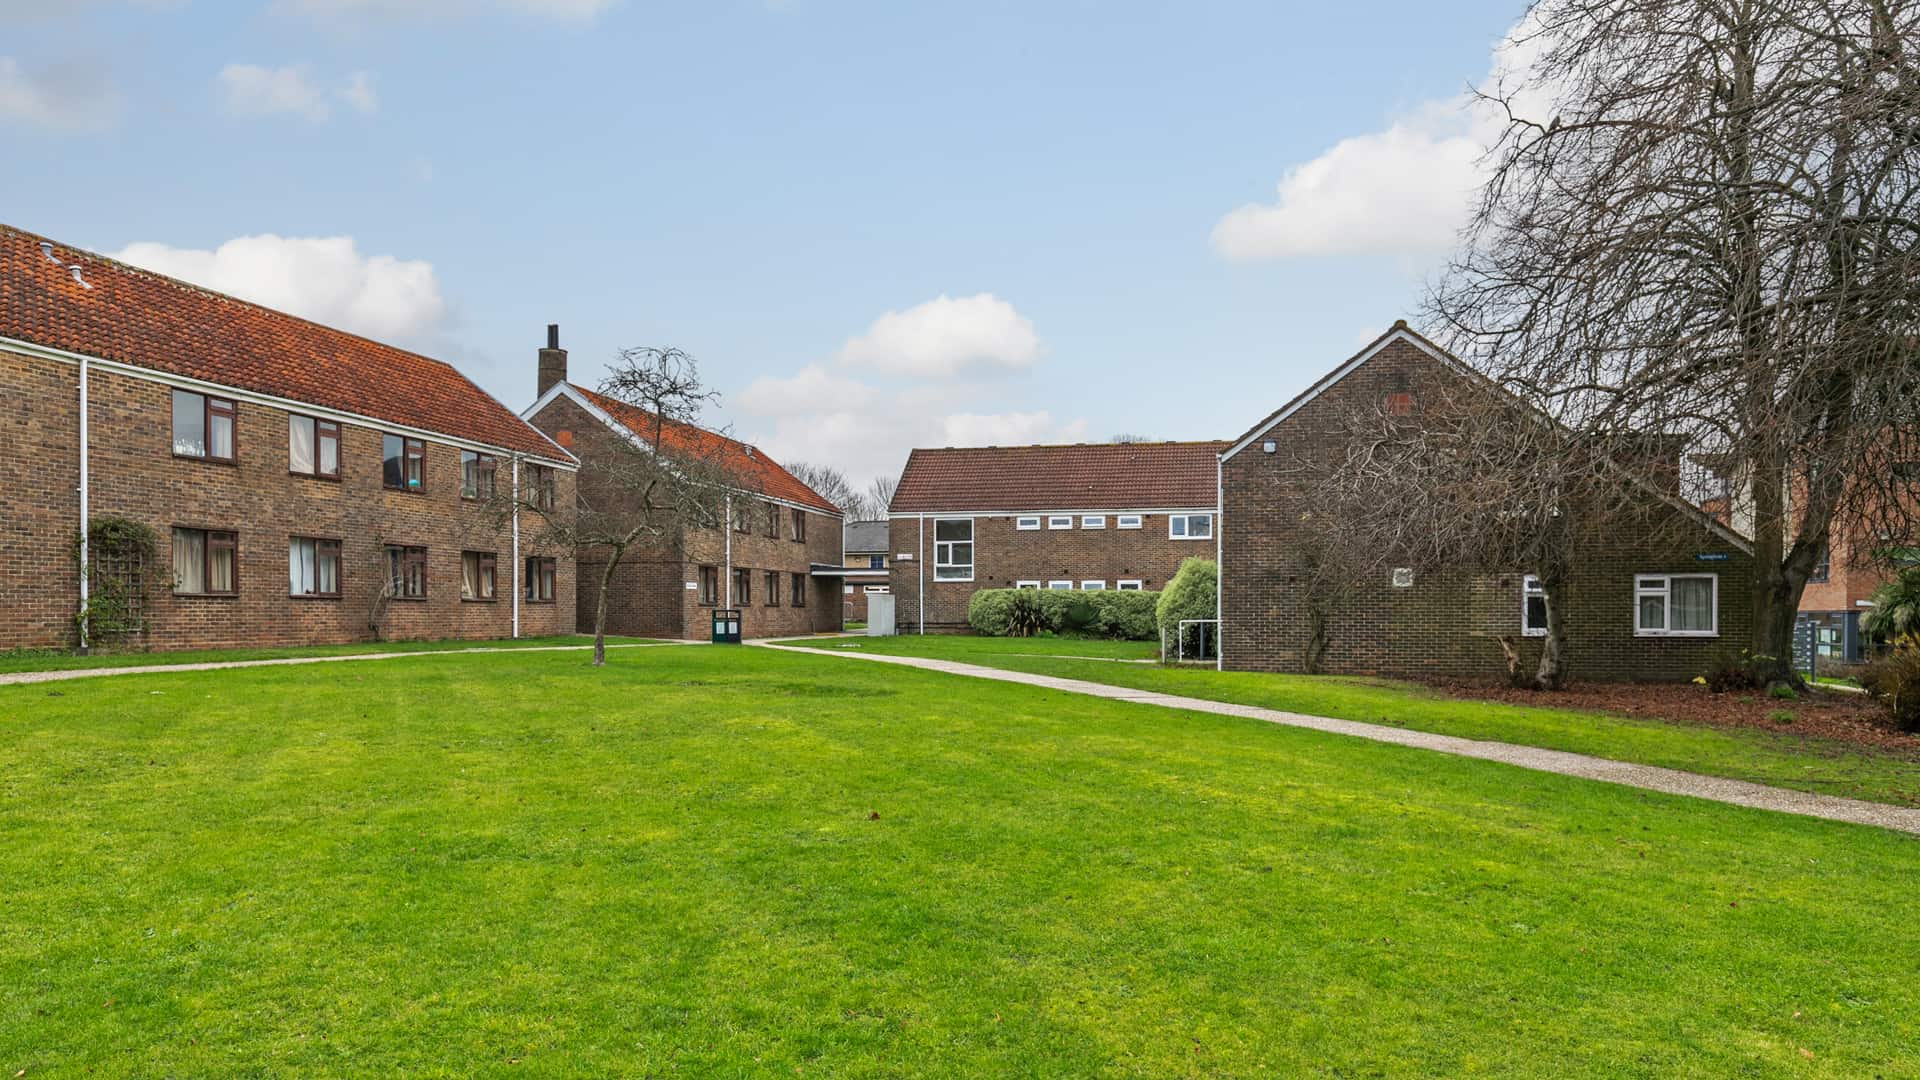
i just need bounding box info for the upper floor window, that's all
[764,502,780,538]
[1169,513,1212,540]
[790,509,807,542]
[288,415,339,479]
[1522,575,1547,637]
[733,502,753,533]
[172,526,237,595]
[289,536,340,598]
[524,464,558,511]
[386,544,427,600]
[461,551,497,601]
[1047,515,1073,530]
[383,435,424,491]
[524,557,556,603]
[461,451,496,501]
[1081,516,1106,529]
[934,519,973,581]
[868,554,885,569]
[1016,516,1041,531]
[172,390,235,462]
[1634,574,1717,637]
[1116,514,1143,530]
[1809,545,1830,584]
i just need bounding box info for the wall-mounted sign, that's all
[1694,553,1731,562]
[685,581,699,590]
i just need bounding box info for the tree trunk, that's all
[1304,606,1329,674]
[1534,577,1568,691]
[591,544,625,668]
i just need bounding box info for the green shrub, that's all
[1767,682,1798,701]
[1862,566,1920,645]
[1157,558,1218,656]
[1858,648,1920,733]
[1699,649,1774,694]
[966,588,1162,639]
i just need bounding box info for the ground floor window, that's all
[1522,575,1547,636]
[1047,580,1072,590]
[386,545,427,600]
[791,573,807,607]
[699,565,719,605]
[289,536,340,598]
[1634,574,1716,636]
[173,527,237,595]
[733,567,752,605]
[524,557,556,603]
[764,570,781,606]
[461,551,497,601]
[1015,580,1041,589]
[1116,579,1143,591]
[1081,580,1107,590]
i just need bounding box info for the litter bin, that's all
[711,608,742,644]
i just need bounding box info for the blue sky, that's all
[3,0,1525,488]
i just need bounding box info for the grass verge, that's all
[0,634,662,676]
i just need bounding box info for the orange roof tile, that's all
[890,441,1226,513]
[572,384,842,514]
[0,224,568,461]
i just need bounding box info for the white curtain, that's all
[317,546,337,595]
[462,555,479,600]
[289,539,313,595]
[1672,578,1713,632]
[173,528,204,593]
[208,539,233,593]
[289,417,315,475]
[209,412,234,460]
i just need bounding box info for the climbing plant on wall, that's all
[76,515,156,649]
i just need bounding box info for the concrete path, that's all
[761,642,1920,837]
[0,641,689,687]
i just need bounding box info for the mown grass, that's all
[790,635,1920,807]
[1,644,1915,1076]
[0,633,661,676]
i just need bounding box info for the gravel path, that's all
[761,642,1920,837]
[0,641,686,686]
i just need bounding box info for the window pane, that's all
[318,543,338,595]
[1672,577,1713,632]
[1638,594,1666,631]
[289,416,315,474]
[172,391,205,456]
[935,519,971,542]
[208,537,234,593]
[1190,515,1212,537]
[383,435,404,487]
[1525,595,1548,631]
[173,528,205,593]
[290,538,314,594]
[318,423,339,476]
[462,553,478,599]
[1170,517,1186,537]
[209,410,234,460]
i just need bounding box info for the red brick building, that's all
[0,225,578,652]
[887,441,1226,632]
[1219,324,1755,682]
[523,342,844,640]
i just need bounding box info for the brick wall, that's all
[528,393,843,640]
[1221,337,1754,683]
[889,511,1214,632]
[0,347,576,651]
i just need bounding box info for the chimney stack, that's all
[537,323,568,398]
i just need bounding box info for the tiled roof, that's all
[571,385,842,514]
[844,519,889,552]
[1,224,568,461]
[890,441,1227,513]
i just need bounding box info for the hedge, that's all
[1156,558,1217,653]
[967,588,1161,640]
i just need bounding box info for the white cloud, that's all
[218,63,331,121]
[738,364,876,417]
[940,410,1086,447]
[1211,22,1553,261]
[340,70,377,113]
[277,0,614,21]
[113,234,447,345]
[836,293,1041,378]
[0,56,120,132]
[743,401,1090,491]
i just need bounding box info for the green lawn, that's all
[0,633,661,676]
[2,644,1915,1076]
[782,635,1920,808]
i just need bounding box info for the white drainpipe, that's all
[76,357,90,651]
[1215,454,1223,671]
[511,456,521,639]
[917,513,926,635]
[724,493,734,606]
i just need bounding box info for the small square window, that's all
[1016,516,1041,531]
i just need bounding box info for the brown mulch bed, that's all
[1426,678,1920,756]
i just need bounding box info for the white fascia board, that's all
[7,334,579,470]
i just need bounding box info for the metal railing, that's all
[1167,618,1219,663]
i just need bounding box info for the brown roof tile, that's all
[0,224,569,461]
[571,385,842,514]
[890,441,1227,514]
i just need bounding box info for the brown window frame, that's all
[763,569,780,606]
[461,451,497,501]
[790,572,806,608]
[171,526,239,597]
[461,550,498,602]
[733,502,752,534]
[790,509,807,542]
[524,557,556,603]
[172,389,237,465]
[383,435,426,492]
[288,414,341,480]
[698,564,719,606]
[386,544,428,600]
[732,567,751,606]
[528,464,557,512]
[764,502,780,538]
[289,535,342,599]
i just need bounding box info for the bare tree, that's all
[865,473,898,518]
[1109,433,1156,444]
[494,347,740,666]
[1430,0,1920,686]
[786,461,868,519]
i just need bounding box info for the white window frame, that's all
[1015,580,1041,589]
[1047,580,1073,590]
[1015,516,1041,531]
[1081,515,1106,529]
[1634,573,1719,637]
[1080,580,1107,591]
[933,517,974,582]
[1116,514,1143,530]
[1169,513,1213,541]
[1116,579,1143,591]
[1047,515,1074,530]
[1521,575,1547,637]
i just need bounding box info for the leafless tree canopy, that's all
[786,461,870,519]
[1428,0,1920,681]
[865,473,899,518]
